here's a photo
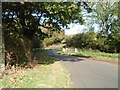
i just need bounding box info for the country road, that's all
[47,45,119,88]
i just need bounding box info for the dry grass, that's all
[0,51,73,88]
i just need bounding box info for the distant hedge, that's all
[65,32,120,53]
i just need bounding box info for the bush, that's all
[4,35,34,67]
[65,32,120,53]
[65,32,97,49]
[43,37,64,47]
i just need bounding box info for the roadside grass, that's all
[33,51,56,65]
[0,51,73,88]
[56,46,119,62]
[62,52,119,59]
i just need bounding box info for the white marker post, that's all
[75,48,78,52]
[62,48,66,52]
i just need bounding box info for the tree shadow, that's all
[58,56,84,62]
[47,49,84,63]
[33,50,56,65]
[70,54,91,58]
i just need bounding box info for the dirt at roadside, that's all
[75,56,119,65]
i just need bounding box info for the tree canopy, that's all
[2,2,86,39]
[2,2,92,67]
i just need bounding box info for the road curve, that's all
[47,45,118,88]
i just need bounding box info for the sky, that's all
[64,5,100,35]
[64,23,99,35]
[65,23,87,35]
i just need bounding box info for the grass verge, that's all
[56,46,119,65]
[0,51,73,88]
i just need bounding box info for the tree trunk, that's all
[0,2,5,76]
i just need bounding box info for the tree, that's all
[2,2,91,68]
[65,32,97,49]
[2,2,86,40]
[0,2,5,75]
[86,2,119,37]
[82,2,119,53]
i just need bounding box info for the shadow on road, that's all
[70,54,91,58]
[47,49,84,63]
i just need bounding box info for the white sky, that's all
[65,23,87,35]
[65,23,99,35]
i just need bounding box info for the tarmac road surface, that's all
[47,45,118,88]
